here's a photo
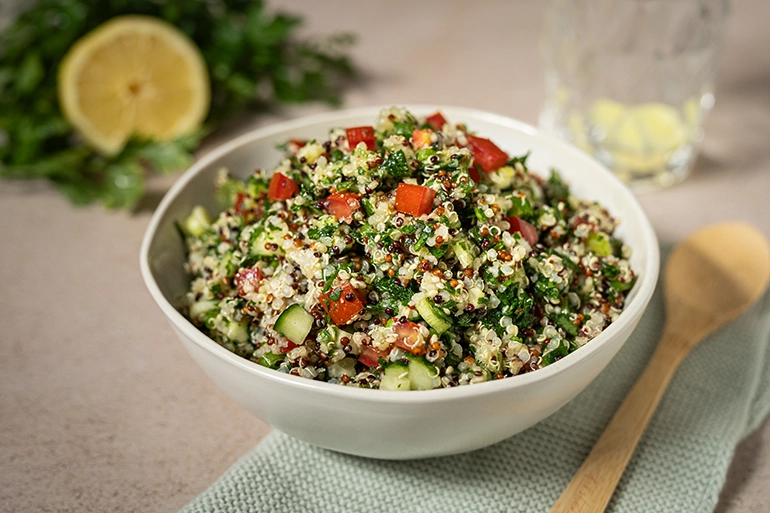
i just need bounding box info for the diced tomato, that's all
[278,340,300,354]
[411,128,432,150]
[289,139,307,149]
[425,112,448,130]
[346,126,376,151]
[466,134,509,172]
[358,346,386,367]
[234,266,264,296]
[394,183,436,217]
[393,321,426,355]
[319,282,366,325]
[322,192,361,222]
[468,164,482,183]
[507,216,539,246]
[268,172,299,200]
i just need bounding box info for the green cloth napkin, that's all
[181,250,770,513]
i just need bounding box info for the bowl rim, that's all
[139,104,660,405]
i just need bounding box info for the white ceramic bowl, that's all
[140,106,659,460]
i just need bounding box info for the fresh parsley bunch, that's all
[0,0,356,208]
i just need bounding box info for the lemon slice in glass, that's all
[589,99,689,172]
[58,15,210,155]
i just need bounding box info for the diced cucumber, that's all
[587,232,612,257]
[407,356,439,390]
[452,239,475,268]
[274,304,314,345]
[189,299,218,321]
[315,326,338,345]
[216,177,245,209]
[297,142,325,164]
[258,352,284,369]
[380,364,410,391]
[251,226,286,256]
[488,165,515,189]
[415,147,437,163]
[327,357,357,379]
[415,297,452,334]
[182,205,211,237]
[224,319,249,343]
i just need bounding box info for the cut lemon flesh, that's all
[58,15,210,155]
[588,99,691,172]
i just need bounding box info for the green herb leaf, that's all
[16,52,44,94]
[546,168,570,202]
[553,312,579,337]
[380,150,411,179]
[135,132,202,174]
[482,285,534,336]
[101,160,145,209]
[392,121,414,139]
[366,276,414,316]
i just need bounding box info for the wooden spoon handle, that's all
[549,329,690,513]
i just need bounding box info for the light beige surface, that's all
[1,1,769,512]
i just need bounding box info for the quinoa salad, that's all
[179,107,636,390]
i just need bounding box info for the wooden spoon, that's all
[550,222,770,513]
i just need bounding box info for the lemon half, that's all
[58,15,210,155]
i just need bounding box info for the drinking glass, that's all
[539,0,730,191]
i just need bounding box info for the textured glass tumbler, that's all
[539,0,730,191]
